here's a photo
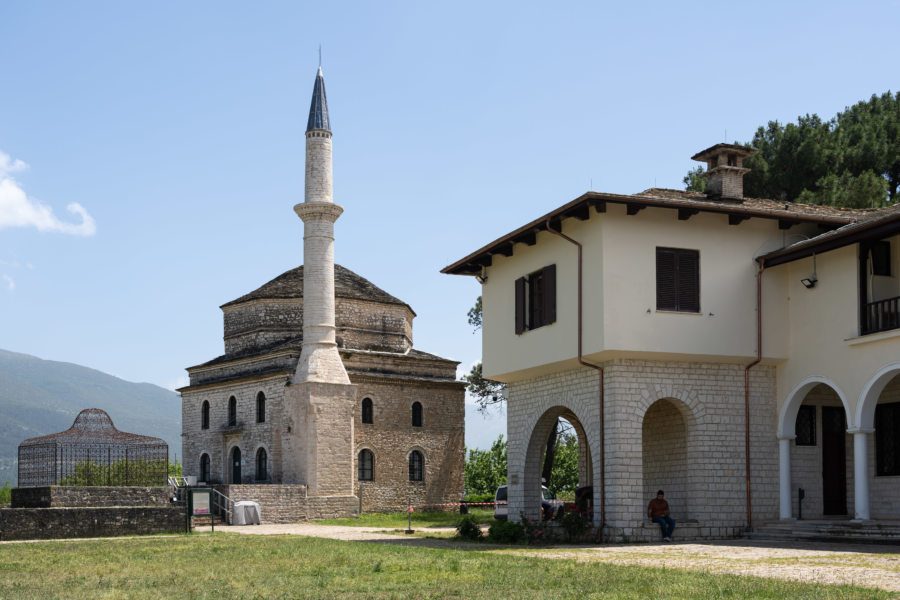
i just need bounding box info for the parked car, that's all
[493,485,559,521]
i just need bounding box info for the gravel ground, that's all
[195,523,900,593]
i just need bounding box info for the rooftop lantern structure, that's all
[17,408,169,487]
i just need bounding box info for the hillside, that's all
[0,349,181,486]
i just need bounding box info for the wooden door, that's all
[821,407,847,515]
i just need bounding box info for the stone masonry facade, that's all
[180,266,465,518]
[506,359,777,542]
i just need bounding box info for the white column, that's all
[778,436,793,520]
[849,429,873,521]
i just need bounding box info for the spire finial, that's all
[318,44,322,68]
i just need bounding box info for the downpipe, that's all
[545,219,606,535]
[744,264,765,531]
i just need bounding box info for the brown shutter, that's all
[656,248,677,311]
[677,249,700,312]
[542,264,556,325]
[515,277,526,334]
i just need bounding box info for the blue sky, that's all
[1,1,897,449]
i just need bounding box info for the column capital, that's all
[847,428,875,435]
[293,202,344,223]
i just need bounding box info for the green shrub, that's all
[455,514,483,541]
[556,507,591,542]
[462,493,494,504]
[520,512,554,544]
[487,519,524,543]
[0,481,11,504]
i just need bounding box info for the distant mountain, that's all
[0,349,181,486]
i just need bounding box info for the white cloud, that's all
[0,150,96,236]
[0,151,28,175]
[3,274,14,291]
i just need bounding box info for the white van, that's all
[493,485,556,521]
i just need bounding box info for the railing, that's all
[212,488,234,524]
[864,296,900,335]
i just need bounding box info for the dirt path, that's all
[195,523,900,593]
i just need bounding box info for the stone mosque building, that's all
[179,67,465,517]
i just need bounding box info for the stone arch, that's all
[778,376,850,437]
[522,405,594,523]
[641,397,697,521]
[857,363,900,431]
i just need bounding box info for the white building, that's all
[443,144,900,541]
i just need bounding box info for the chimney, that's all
[691,143,756,201]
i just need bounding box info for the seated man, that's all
[647,489,675,542]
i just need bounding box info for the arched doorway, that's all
[231,446,242,483]
[779,380,851,518]
[642,398,694,520]
[523,407,594,523]
[857,365,900,520]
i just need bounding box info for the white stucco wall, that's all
[482,204,814,382]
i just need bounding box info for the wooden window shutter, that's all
[515,277,526,334]
[542,264,556,325]
[677,250,700,312]
[656,248,677,311]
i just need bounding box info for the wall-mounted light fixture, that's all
[800,253,818,288]
[475,266,488,285]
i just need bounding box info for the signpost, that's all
[187,488,214,533]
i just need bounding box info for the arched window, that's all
[228,396,237,427]
[408,450,424,481]
[358,449,374,481]
[201,401,210,430]
[361,397,373,424]
[411,402,423,427]
[200,453,210,483]
[256,447,268,481]
[256,391,266,424]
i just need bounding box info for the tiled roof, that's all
[442,187,880,276]
[221,264,410,310]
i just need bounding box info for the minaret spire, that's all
[293,65,348,384]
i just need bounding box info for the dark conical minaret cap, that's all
[306,66,330,133]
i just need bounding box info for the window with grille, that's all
[201,401,210,430]
[656,247,700,312]
[876,402,900,476]
[228,396,237,427]
[515,264,556,333]
[362,397,373,424]
[411,401,423,427]
[358,449,374,481]
[256,392,266,424]
[795,405,816,446]
[408,450,424,481]
[256,448,268,481]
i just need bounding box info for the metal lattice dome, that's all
[17,408,168,487]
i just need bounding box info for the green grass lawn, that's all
[0,534,891,600]
[316,508,495,528]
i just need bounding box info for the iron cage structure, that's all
[17,408,169,487]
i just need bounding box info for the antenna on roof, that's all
[318,44,322,67]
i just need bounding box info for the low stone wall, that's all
[0,506,184,541]
[12,486,172,508]
[213,484,358,523]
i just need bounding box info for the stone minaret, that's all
[293,66,350,385]
[283,66,358,503]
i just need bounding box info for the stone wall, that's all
[213,484,359,522]
[0,506,184,540]
[506,359,777,541]
[12,486,172,508]
[182,374,287,485]
[353,375,465,512]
